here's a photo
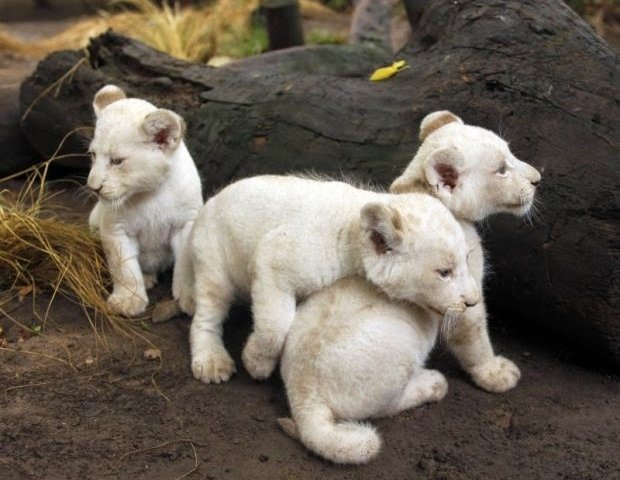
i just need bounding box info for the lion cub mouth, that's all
[427,305,447,316]
[504,197,534,212]
[97,192,126,204]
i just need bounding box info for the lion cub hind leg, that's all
[391,369,448,414]
[171,220,195,311]
[242,282,296,380]
[242,239,297,380]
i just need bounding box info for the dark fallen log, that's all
[19,0,619,367]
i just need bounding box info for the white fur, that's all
[278,112,538,463]
[391,110,541,221]
[185,175,479,383]
[389,111,539,392]
[280,277,449,464]
[88,85,202,316]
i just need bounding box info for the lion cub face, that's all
[87,85,185,203]
[390,111,541,222]
[359,194,479,316]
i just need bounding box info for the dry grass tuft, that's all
[0,0,338,62]
[106,0,262,62]
[0,0,260,62]
[0,136,154,346]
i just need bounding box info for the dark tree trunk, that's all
[402,0,429,27]
[263,0,305,50]
[19,0,619,367]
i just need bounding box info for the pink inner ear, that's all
[370,230,388,255]
[154,128,169,147]
[435,163,458,189]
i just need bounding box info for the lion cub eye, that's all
[437,268,452,279]
[496,162,508,177]
[110,157,125,166]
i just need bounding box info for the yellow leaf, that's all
[369,60,409,81]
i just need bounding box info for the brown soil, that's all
[1,277,618,480]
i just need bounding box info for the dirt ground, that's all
[1,184,618,479]
[1,269,619,480]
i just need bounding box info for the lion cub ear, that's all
[93,85,126,117]
[142,109,186,152]
[360,203,404,255]
[423,147,465,195]
[389,174,425,194]
[419,110,463,141]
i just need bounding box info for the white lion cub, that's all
[390,111,541,393]
[87,85,202,317]
[280,277,450,464]
[186,175,479,383]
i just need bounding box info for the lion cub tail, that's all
[279,403,381,464]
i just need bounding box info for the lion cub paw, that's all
[470,355,521,393]
[423,369,449,402]
[242,334,278,380]
[191,347,236,384]
[107,291,148,317]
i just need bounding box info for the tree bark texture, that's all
[19,0,619,366]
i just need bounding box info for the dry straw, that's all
[0,0,257,62]
[0,129,155,346]
[0,0,337,62]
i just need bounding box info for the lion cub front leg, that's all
[242,259,296,380]
[190,285,236,384]
[447,302,521,393]
[101,234,148,317]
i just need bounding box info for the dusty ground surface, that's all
[1,184,618,479]
[1,273,618,480]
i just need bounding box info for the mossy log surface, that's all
[19,0,619,366]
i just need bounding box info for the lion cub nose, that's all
[462,288,480,308]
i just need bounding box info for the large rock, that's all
[19,0,619,367]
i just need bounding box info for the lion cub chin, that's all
[279,276,449,464]
[87,85,202,317]
[186,175,479,384]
